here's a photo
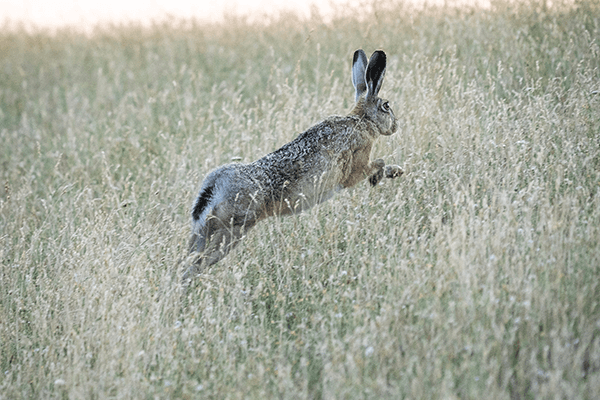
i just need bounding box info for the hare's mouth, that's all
[381,118,398,136]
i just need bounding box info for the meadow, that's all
[1,0,599,398]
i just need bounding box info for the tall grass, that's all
[1,0,599,398]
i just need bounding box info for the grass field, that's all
[1,0,600,398]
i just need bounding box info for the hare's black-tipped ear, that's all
[352,49,368,102]
[366,50,386,99]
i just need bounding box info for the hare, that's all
[183,49,402,284]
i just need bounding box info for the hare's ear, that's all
[352,49,368,102]
[366,50,386,99]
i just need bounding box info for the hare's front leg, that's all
[368,159,403,186]
[369,158,404,186]
[384,165,403,179]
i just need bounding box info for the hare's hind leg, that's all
[183,218,254,285]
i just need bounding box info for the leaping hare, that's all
[183,49,402,284]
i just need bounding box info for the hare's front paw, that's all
[385,165,403,179]
[368,159,385,187]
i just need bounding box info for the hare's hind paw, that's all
[385,165,403,179]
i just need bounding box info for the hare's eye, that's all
[381,101,390,112]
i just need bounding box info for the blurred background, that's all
[1,0,488,31]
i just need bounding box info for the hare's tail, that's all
[191,168,227,226]
[189,172,222,254]
[192,182,215,222]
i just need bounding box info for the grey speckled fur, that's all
[183,49,403,284]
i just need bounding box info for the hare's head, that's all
[350,49,397,136]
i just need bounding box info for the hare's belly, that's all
[277,181,343,215]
